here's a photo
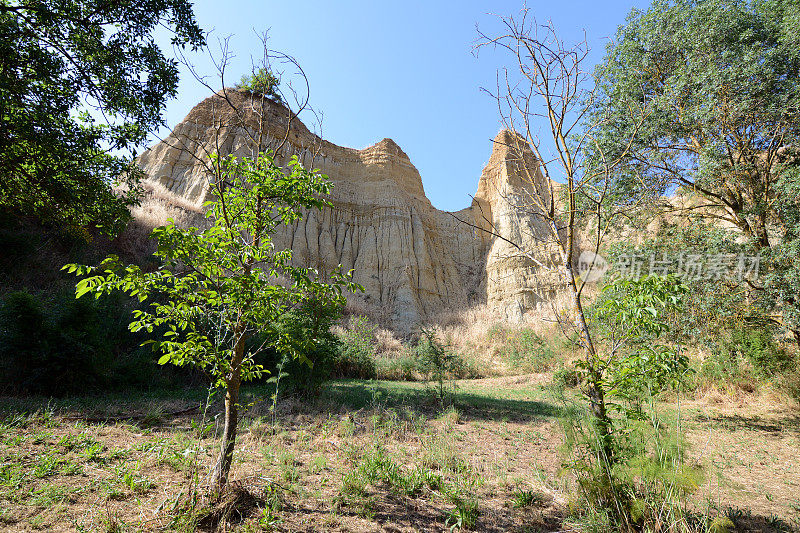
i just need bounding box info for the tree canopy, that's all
[236,66,283,104]
[593,0,799,244]
[592,0,800,340]
[0,0,204,235]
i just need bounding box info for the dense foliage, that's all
[0,0,204,234]
[236,66,283,103]
[334,315,379,379]
[263,297,344,396]
[559,275,692,530]
[591,0,800,341]
[0,289,198,395]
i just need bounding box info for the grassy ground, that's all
[1,375,798,532]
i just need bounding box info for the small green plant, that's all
[511,488,548,508]
[236,66,282,103]
[499,329,557,373]
[340,470,368,497]
[189,417,215,439]
[81,441,106,463]
[309,456,328,474]
[116,462,154,494]
[33,453,65,478]
[558,275,696,530]
[416,328,459,407]
[446,497,479,530]
[257,484,283,529]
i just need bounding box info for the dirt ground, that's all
[0,376,798,532]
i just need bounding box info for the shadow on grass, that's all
[0,378,561,425]
[696,412,800,434]
[320,379,561,422]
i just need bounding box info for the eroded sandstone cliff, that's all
[135,90,566,331]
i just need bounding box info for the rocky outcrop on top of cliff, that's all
[135,89,567,331]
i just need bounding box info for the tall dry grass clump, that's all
[428,299,575,376]
[116,182,207,261]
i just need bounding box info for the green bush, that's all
[416,329,469,406]
[724,327,794,375]
[694,326,797,394]
[256,298,344,396]
[494,327,557,373]
[375,352,419,381]
[374,342,478,382]
[0,290,176,395]
[334,315,377,379]
[552,365,581,391]
[236,67,282,103]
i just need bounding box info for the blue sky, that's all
[157,1,650,211]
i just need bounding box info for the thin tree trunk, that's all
[213,333,245,490]
[753,213,771,249]
[561,249,615,465]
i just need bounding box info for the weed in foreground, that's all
[512,488,550,509]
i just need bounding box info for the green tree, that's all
[0,0,204,235]
[592,0,800,339]
[416,328,458,407]
[236,66,283,104]
[65,151,359,489]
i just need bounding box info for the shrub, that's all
[375,352,419,381]
[373,334,478,382]
[334,315,377,379]
[494,327,558,373]
[0,288,199,395]
[693,326,797,394]
[256,298,344,397]
[552,365,580,391]
[236,67,282,103]
[0,290,153,394]
[416,329,472,406]
[724,327,794,376]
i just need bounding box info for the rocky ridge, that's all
[136,90,567,330]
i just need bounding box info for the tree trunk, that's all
[562,252,615,465]
[753,212,771,249]
[212,333,246,490]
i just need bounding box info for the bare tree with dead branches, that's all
[472,9,655,465]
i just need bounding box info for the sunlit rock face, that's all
[136,90,567,331]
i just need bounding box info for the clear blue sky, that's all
[156,0,650,211]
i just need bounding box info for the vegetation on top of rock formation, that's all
[236,66,283,103]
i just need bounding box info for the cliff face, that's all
[136,90,566,330]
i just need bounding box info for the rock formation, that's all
[136,90,567,331]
